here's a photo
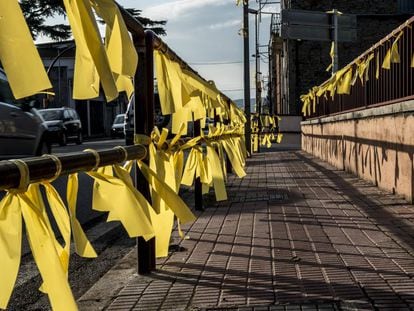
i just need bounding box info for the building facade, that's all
[37,40,128,138]
[269,0,412,116]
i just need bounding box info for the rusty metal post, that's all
[133,31,156,274]
[224,101,233,174]
[193,118,203,211]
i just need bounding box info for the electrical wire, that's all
[189,60,253,65]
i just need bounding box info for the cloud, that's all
[145,0,234,20]
[209,19,241,30]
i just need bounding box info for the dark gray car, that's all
[38,107,83,146]
[0,69,50,159]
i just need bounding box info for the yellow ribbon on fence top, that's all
[382,31,403,70]
[0,0,52,99]
[63,0,118,102]
[91,0,137,98]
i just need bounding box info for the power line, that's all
[188,60,254,66]
[221,88,256,92]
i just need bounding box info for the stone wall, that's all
[301,101,414,203]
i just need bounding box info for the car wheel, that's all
[59,132,67,146]
[36,138,51,156]
[76,131,83,145]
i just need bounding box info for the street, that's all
[4,137,137,310]
[50,138,126,226]
[52,138,125,154]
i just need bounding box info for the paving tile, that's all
[106,151,414,311]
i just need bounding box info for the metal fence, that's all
[309,16,414,118]
[0,4,238,276]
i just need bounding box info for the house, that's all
[269,0,413,116]
[37,40,128,138]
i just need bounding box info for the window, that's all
[63,110,72,120]
[398,0,414,13]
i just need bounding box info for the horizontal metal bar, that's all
[307,94,414,120]
[328,16,414,80]
[0,145,147,191]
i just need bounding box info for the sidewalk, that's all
[79,150,414,310]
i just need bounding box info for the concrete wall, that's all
[301,101,414,203]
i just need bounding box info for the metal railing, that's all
[0,3,241,277]
[309,16,414,119]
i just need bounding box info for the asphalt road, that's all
[52,137,125,154]
[49,138,126,225]
[3,138,137,310]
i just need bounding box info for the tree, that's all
[20,0,167,41]
[20,0,71,41]
[126,8,167,36]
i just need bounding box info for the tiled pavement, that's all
[106,150,414,311]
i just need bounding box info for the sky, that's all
[120,0,280,101]
[43,0,280,101]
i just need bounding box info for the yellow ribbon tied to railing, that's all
[91,0,138,98]
[382,31,403,70]
[67,174,97,257]
[143,127,189,257]
[63,0,118,102]
[0,160,77,311]
[0,0,52,99]
[88,165,155,240]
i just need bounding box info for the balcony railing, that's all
[304,16,414,119]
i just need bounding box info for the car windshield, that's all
[114,115,125,124]
[0,73,15,105]
[39,110,63,121]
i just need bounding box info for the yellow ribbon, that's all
[91,0,137,98]
[0,0,52,99]
[0,160,77,310]
[67,174,97,258]
[137,160,196,224]
[87,166,155,240]
[382,31,403,70]
[63,0,118,101]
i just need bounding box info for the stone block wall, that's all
[301,101,414,203]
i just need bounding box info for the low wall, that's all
[301,101,414,203]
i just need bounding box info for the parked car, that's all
[0,69,50,159]
[38,107,83,146]
[111,114,125,138]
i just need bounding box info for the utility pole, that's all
[332,9,339,74]
[243,0,252,155]
[253,10,260,116]
[250,8,261,153]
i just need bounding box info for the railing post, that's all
[194,119,203,211]
[133,31,156,274]
[224,101,233,174]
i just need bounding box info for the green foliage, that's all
[125,8,167,36]
[20,0,71,40]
